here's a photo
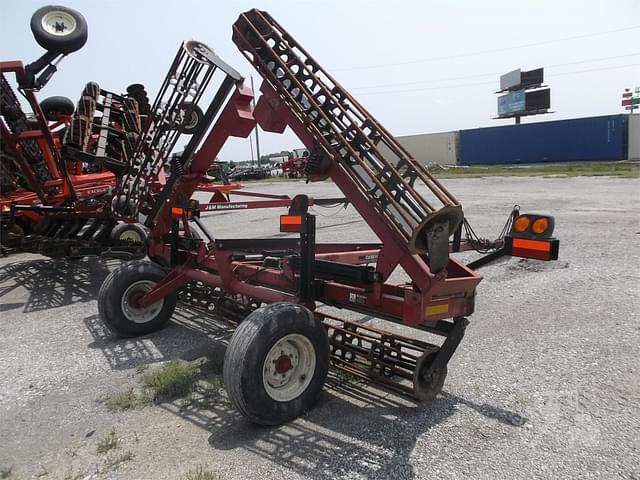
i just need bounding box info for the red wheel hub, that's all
[274,354,292,374]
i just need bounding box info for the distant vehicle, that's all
[228,165,271,181]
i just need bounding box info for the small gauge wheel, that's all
[30,5,88,54]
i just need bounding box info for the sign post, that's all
[621,88,640,114]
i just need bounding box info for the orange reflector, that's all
[280,214,303,232]
[532,217,549,235]
[280,215,302,225]
[171,207,192,219]
[513,215,530,233]
[510,237,558,261]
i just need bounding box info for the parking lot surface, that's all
[0,175,638,479]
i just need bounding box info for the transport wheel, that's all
[179,103,204,134]
[223,302,330,425]
[30,5,88,54]
[98,260,176,337]
[413,351,447,402]
[40,96,74,120]
[110,222,147,243]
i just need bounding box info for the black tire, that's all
[98,260,176,338]
[110,222,147,243]
[126,83,145,95]
[30,5,88,54]
[40,96,74,120]
[413,351,447,402]
[179,103,204,134]
[223,302,329,425]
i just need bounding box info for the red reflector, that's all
[511,238,553,260]
[280,214,303,232]
[512,238,551,252]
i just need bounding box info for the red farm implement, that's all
[0,6,304,260]
[282,153,308,178]
[91,9,560,426]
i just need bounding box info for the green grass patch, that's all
[184,465,223,480]
[104,388,153,412]
[96,428,119,454]
[104,360,224,414]
[431,162,640,178]
[142,360,199,400]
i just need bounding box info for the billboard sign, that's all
[521,68,544,89]
[498,89,525,115]
[500,69,521,91]
[499,68,544,92]
[525,88,551,111]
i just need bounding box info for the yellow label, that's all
[425,304,449,316]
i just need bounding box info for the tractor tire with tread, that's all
[98,260,176,338]
[223,302,329,426]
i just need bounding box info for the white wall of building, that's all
[390,131,459,166]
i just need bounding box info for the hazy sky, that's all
[2,0,638,162]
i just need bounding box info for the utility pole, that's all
[250,75,261,166]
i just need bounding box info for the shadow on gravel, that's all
[171,379,525,480]
[142,322,526,480]
[85,300,528,479]
[0,257,114,313]
[203,391,524,479]
[84,304,234,371]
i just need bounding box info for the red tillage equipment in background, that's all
[282,152,308,178]
[0,6,308,259]
[97,9,559,426]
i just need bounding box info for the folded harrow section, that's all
[1,73,53,191]
[232,10,463,271]
[113,41,221,217]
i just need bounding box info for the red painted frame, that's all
[140,81,482,329]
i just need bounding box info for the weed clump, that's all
[185,465,223,480]
[142,361,199,400]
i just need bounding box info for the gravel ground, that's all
[0,176,638,480]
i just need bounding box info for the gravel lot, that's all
[0,176,638,480]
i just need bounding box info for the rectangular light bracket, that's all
[505,235,559,261]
